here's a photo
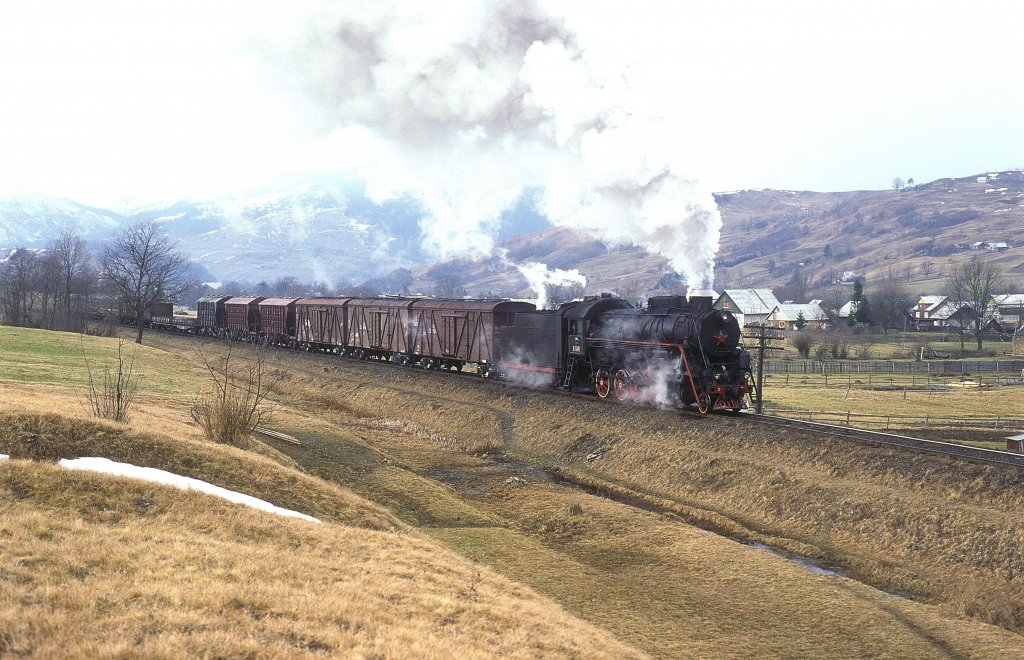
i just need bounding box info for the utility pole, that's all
[742,323,785,414]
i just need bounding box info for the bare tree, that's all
[777,267,809,303]
[869,266,912,335]
[892,177,905,191]
[434,272,467,298]
[49,228,94,330]
[945,256,1004,350]
[0,248,41,326]
[544,281,586,309]
[101,220,197,343]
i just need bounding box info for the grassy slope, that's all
[6,327,1024,657]
[0,328,642,658]
[271,349,1024,638]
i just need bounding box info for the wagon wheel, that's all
[613,369,632,401]
[594,368,612,398]
[697,393,711,414]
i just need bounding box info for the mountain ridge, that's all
[2,171,1021,296]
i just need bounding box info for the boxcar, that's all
[410,299,535,373]
[197,295,231,335]
[345,297,416,360]
[258,297,299,344]
[225,296,265,338]
[295,298,353,351]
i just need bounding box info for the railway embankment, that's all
[264,348,1024,639]
[58,330,1023,656]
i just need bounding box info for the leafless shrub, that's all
[565,501,584,516]
[190,343,281,447]
[791,333,815,359]
[82,338,141,423]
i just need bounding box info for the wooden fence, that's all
[765,409,1024,431]
[763,359,1024,375]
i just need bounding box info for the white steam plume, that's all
[270,0,721,286]
[514,259,586,310]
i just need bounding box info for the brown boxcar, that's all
[197,295,231,333]
[346,298,416,359]
[410,299,535,372]
[295,298,353,350]
[258,297,300,342]
[225,296,265,336]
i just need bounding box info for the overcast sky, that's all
[1,0,1022,208]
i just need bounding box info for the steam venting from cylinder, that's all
[270,0,721,288]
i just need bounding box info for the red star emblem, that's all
[714,331,728,347]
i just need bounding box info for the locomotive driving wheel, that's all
[697,393,712,414]
[594,368,612,398]
[613,369,632,402]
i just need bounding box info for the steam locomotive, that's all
[141,292,752,413]
[500,294,751,412]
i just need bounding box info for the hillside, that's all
[0,329,642,658]
[2,171,1021,297]
[408,171,1024,299]
[4,328,1024,656]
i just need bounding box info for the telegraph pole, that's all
[742,323,784,414]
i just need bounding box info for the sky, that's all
[1,0,1022,209]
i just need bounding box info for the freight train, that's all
[138,292,752,413]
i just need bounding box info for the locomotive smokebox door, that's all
[568,334,586,355]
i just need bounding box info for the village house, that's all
[909,295,976,330]
[766,300,829,330]
[714,289,781,327]
[972,241,1010,251]
[992,294,1024,332]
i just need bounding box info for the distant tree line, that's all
[0,229,97,332]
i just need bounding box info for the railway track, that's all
[143,325,1024,470]
[742,413,1024,469]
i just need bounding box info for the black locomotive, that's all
[499,294,752,412]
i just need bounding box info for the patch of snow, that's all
[58,457,320,523]
[0,454,9,460]
[985,189,997,193]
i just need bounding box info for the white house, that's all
[766,300,829,330]
[909,295,974,329]
[714,289,781,327]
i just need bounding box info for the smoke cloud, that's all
[513,257,586,309]
[272,0,721,286]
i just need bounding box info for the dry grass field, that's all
[4,326,1024,657]
[0,330,641,658]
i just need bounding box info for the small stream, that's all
[493,455,861,582]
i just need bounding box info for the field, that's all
[3,326,1024,657]
[760,329,1024,445]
